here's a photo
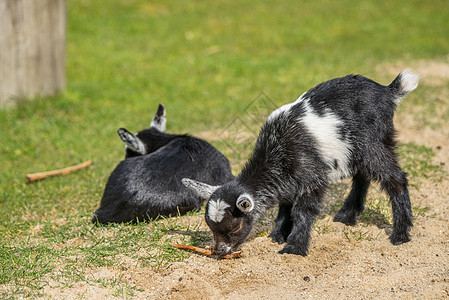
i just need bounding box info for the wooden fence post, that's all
[0,0,66,107]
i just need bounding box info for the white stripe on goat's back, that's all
[267,92,307,122]
[208,199,230,223]
[301,102,352,181]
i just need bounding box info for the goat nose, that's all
[215,244,232,256]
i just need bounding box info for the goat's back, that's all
[240,73,411,199]
[93,136,233,224]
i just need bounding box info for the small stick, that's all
[172,244,242,259]
[173,244,212,255]
[26,160,93,183]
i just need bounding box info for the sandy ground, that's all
[44,60,449,299]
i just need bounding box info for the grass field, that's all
[1,0,448,297]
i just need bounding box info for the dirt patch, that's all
[42,59,449,299]
[377,56,449,86]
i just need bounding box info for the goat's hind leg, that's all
[334,173,370,226]
[269,203,292,244]
[380,169,413,245]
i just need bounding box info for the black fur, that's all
[92,105,234,224]
[185,71,418,256]
[122,128,180,158]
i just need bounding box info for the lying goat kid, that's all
[183,71,419,256]
[92,104,234,224]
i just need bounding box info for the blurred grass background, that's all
[0,0,448,297]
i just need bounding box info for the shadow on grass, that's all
[323,182,393,230]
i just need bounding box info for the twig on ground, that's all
[172,244,242,259]
[26,160,93,183]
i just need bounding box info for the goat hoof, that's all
[389,232,411,245]
[269,232,286,244]
[333,211,357,226]
[278,245,307,256]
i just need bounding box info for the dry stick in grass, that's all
[26,160,93,183]
[172,244,242,259]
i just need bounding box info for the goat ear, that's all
[236,193,254,213]
[150,103,166,132]
[182,178,219,200]
[117,128,147,155]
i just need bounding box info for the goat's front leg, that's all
[269,203,292,244]
[279,190,324,256]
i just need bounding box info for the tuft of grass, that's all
[0,245,56,288]
[342,227,383,242]
[314,219,331,235]
[398,142,446,186]
[359,196,393,227]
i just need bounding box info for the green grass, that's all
[322,142,445,223]
[0,215,199,297]
[1,0,449,297]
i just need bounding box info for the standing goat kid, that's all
[92,104,234,224]
[183,71,419,256]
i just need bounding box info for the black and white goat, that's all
[92,104,234,224]
[183,71,419,256]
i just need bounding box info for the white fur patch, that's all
[182,178,219,200]
[132,134,147,155]
[394,69,419,104]
[118,128,147,155]
[236,193,254,213]
[150,117,166,132]
[301,102,352,181]
[208,199,230,223]
[400,69,419,94]
[267,92,307,122]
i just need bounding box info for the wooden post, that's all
[0,0,66,107]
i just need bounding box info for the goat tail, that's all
[388,69,419,104]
